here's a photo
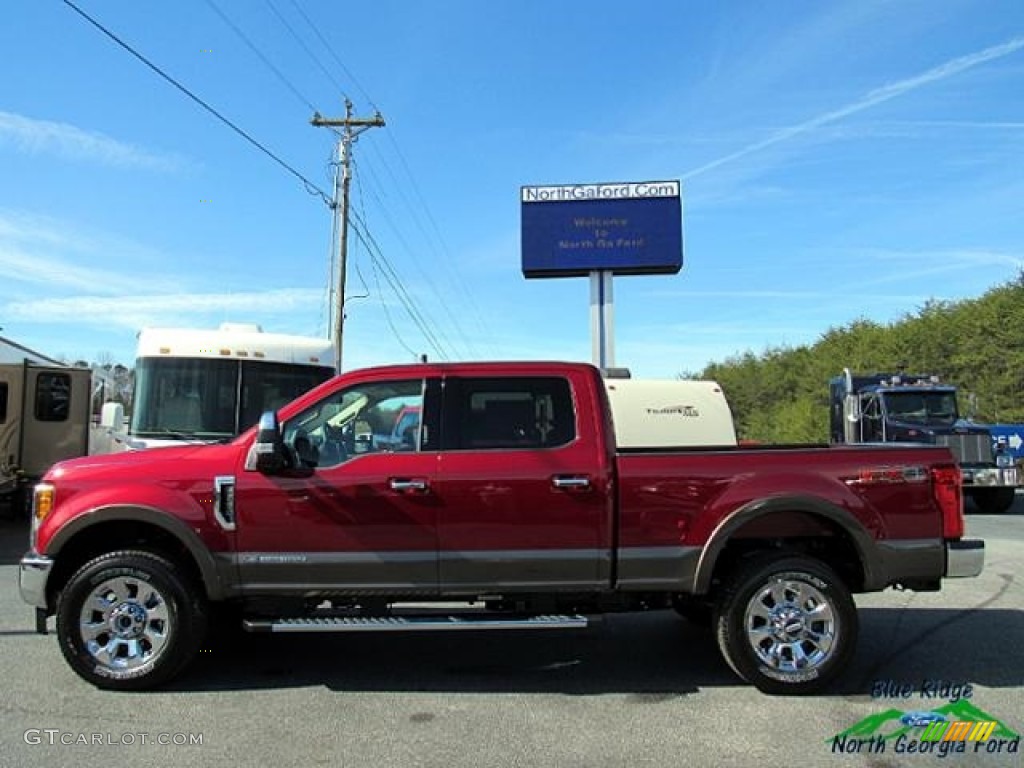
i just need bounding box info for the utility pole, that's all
[311,100,385,373]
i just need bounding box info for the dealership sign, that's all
[520,181,683,278]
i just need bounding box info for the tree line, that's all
[685,274,1024,443]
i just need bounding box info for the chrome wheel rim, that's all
[79,576,171,672]
[743,577,836,675]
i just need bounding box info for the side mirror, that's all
[248,411,288,474]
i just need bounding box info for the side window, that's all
[35,373,71,422]
[450,377,575,450]
[281,379,423,469]
[0,381,7,423]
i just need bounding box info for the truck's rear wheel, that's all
[56,550,206,690]
[714,555,857,695]
[968,487,1016,514]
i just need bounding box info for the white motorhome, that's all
[0,337,91,514]
[127,323,335,449]
[603,377,737,448]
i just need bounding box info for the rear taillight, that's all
[931,464,963,539]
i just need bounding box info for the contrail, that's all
[683,37,1024,180]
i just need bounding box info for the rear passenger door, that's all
[435,374,612,592]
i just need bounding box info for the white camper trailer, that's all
[0,337,91,515]
[603,378,737,449]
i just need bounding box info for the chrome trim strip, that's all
[244,614,589,633]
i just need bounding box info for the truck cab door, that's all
[433,373,613,593]
[233,376,441,596]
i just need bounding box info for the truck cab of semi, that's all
[829,368,1018,513]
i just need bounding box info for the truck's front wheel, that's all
[56,551,206,690]
[714,555,857,695]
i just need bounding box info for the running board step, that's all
[243,614,589,633]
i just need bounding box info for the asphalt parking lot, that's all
[0,500,1020,768]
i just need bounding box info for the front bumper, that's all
[961,466,1018,488]
[19,553,54,610]
[945,539,984,578]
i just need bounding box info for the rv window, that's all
[35,373,71,422]
[0,382,7,423]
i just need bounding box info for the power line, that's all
[348,211,450,360]
[353,154,477,358]
[391,136,497,350]
[203,0,318,113]
[264,1,491,359]
[62,0,332,207]
[287,0,380,113]
[263,0,350,102]
[277,1,493,356]
[368,250,419,360]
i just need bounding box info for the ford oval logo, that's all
[900,711,947,727]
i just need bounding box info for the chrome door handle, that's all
[390,478,429,492]
[552,475,591,490]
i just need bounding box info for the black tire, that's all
[968,487,1016,515]
[713,555,857,695]
[56,550,207,690]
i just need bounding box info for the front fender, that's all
[43,494,232,601]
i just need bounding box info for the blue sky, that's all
[1,0,1023,377]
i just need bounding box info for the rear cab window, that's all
[443,376,575,450]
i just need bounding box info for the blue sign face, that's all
[521,181,683,278]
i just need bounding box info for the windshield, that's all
[882,390,959,426]
[130,357,333,439]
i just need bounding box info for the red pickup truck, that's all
[19,361,983,694]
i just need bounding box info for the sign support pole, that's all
[590,270,614,369]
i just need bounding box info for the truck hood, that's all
[45,442,240,486]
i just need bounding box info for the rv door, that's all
[0,364,25,492]
[19,366,91,477]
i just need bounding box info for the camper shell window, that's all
[0,381,7,423]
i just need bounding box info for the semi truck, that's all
[829,369,1019,514]
[20,361,981,694]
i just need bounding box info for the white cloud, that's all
[683,37,1024,180]
[0,110,187,172]
[3,289,325,332]
[0,243,146,295]
[0,210,172,295]
[856,248,1024,287]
